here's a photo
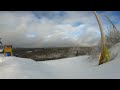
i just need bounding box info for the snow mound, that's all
[0,55,97,79]
[109,42,120,60]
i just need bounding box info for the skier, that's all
[0,41,2,44]
[76,50,79,56]
[0,38,2,44]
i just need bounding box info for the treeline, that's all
[12,47,93,61]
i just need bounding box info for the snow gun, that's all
[93,11,110,65]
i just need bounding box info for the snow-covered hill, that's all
[0,43,120,79]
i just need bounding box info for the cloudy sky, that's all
[0,11,120,48]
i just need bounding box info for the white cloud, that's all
[0,11,116,48]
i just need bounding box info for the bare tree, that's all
[90,15,120,61]
[105,16,120,48]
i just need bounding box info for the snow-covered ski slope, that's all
[0,43,120,79]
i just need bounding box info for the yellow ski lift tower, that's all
[4,45,13,56]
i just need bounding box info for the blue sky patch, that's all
[72,22,81,27]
